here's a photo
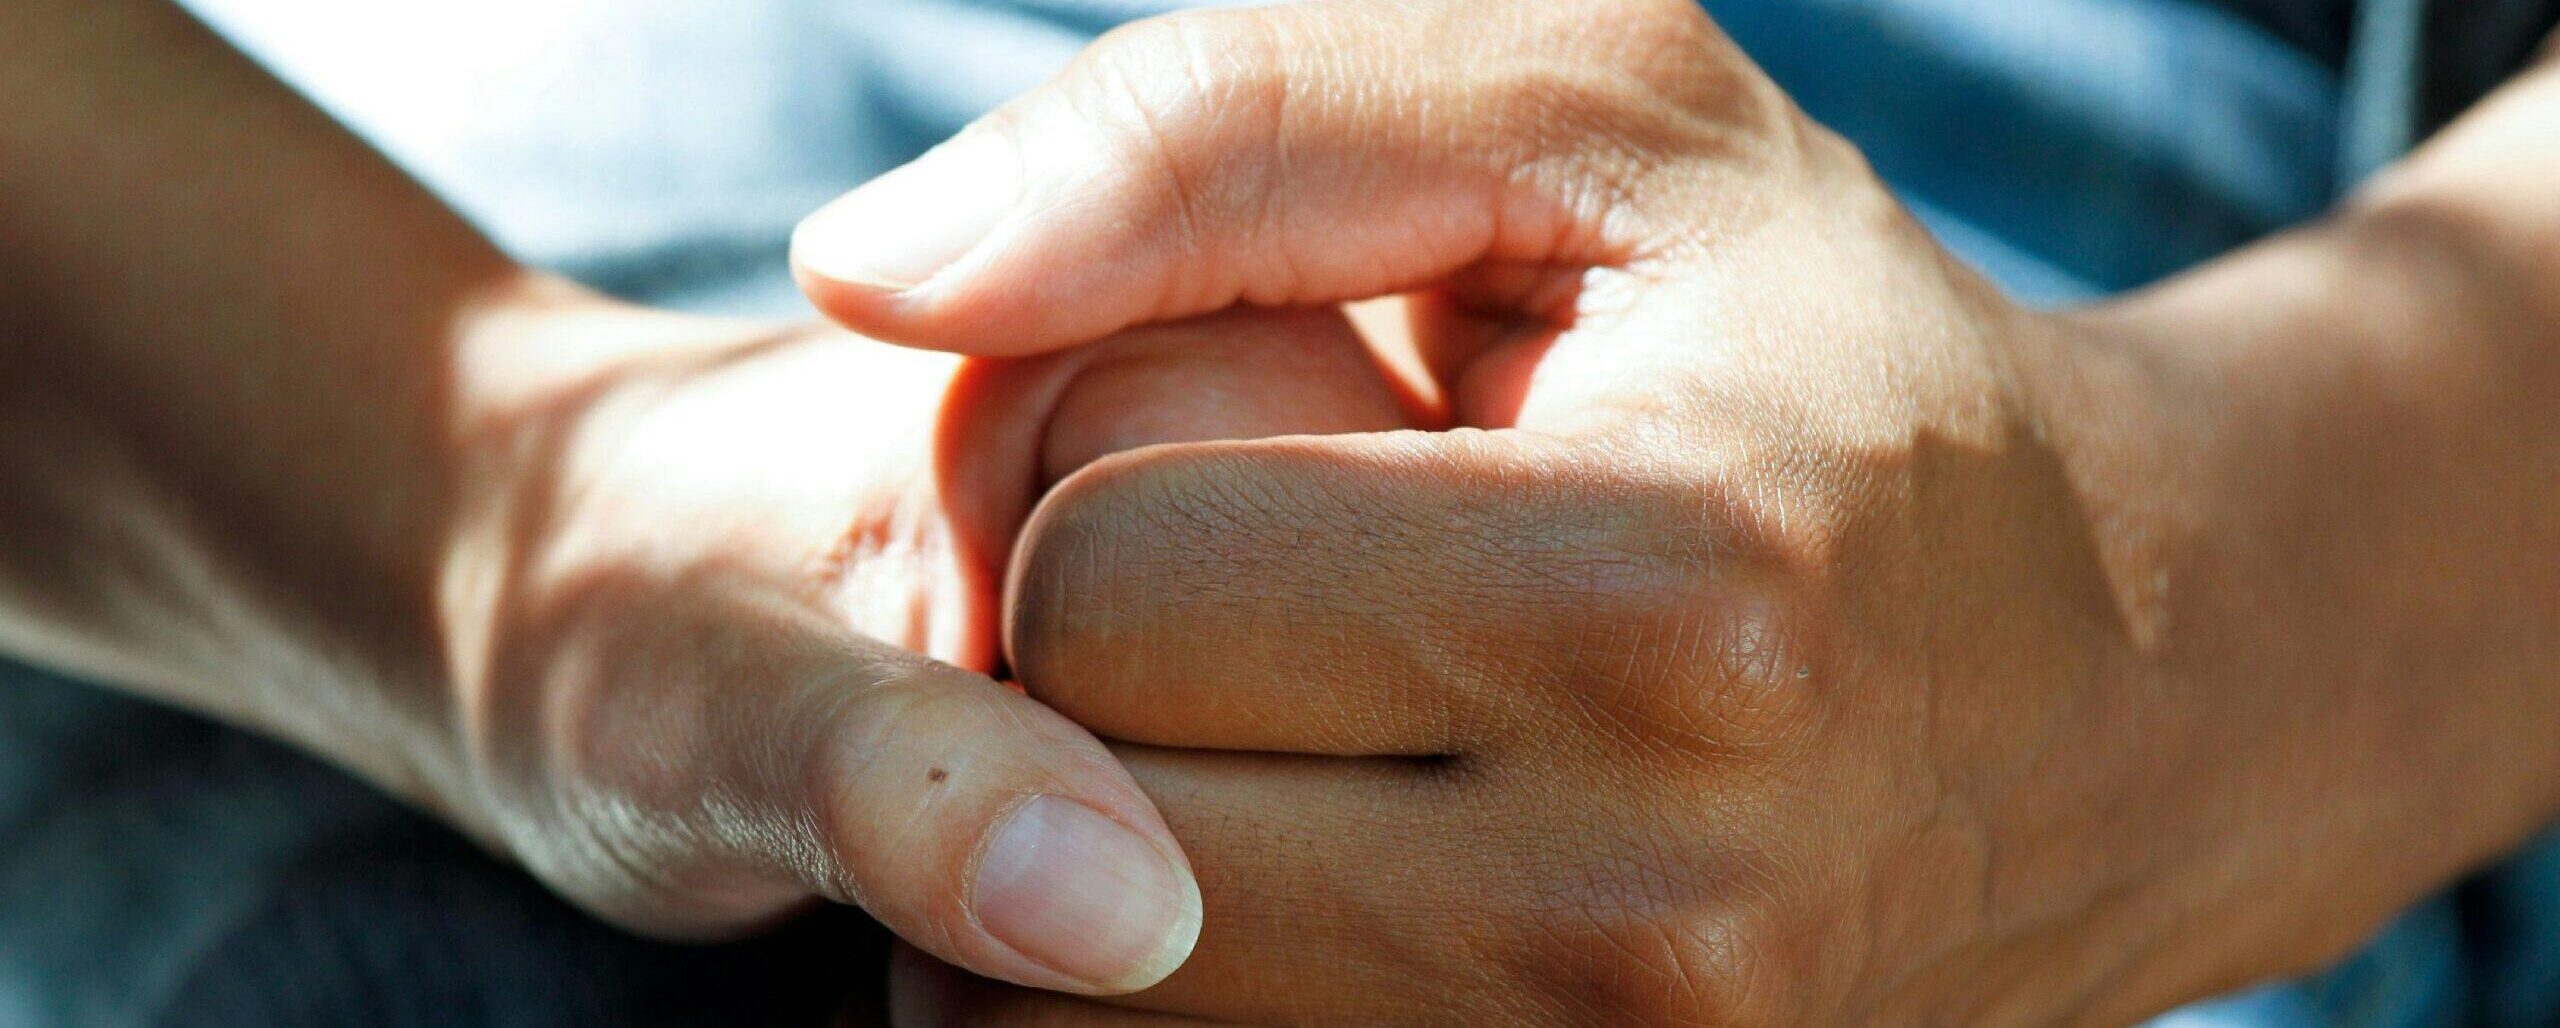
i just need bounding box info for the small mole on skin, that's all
[927,768,948,783]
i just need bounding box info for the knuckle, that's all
[1534,901,1815,1027]
[1512,0,1782,134]
[1534,469,1833,757]
[1069,10,1295,300]
[1587,596,1827,761]
[1091,7,1279,82]
[1077,10,1287,176]
[1428,6,1805,258]
[503,772,798,940]
[1594,0,1783,125]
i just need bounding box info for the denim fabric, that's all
[3,0,2554,1024]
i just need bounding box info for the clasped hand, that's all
[782,1,2560,1024]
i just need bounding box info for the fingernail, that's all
[974,795,1203,992]
[792,129,1021,290]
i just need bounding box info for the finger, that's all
[934,307,1410,577]
[1006,748,1522,1025]
[1028,307,1412,486]
[1002,428,1710,757]
[534,581,1203,996]
[792,0,1783,356]
[890,945,1225,1028]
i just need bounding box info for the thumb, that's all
[791,0,1780,356]
[539,581,1201,996]
[931,306,1417,583]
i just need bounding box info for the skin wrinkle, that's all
[1177,12,1307,314]
[31,0,2560,1020]
[1090,27,1220,320]
[1100,3,1679,332]
[1517,825,1793,1023]
[892,0,2536,1017]
[6,0,1482,1003]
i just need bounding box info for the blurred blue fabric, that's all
[3,0,2555,1023]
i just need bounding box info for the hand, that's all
[788,0,2560,1023]
[0,0,1391,1001]
[433,286,1403,996]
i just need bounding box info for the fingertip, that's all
[792,129,1023,292]
[792,259,901,333]
[970,793,1203,995]
[767,647,1199,997]
[789,126,1096,356]
[793,248,1121,359]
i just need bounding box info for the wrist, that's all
[2031,208,2560,1016]
[216,270,602,843]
